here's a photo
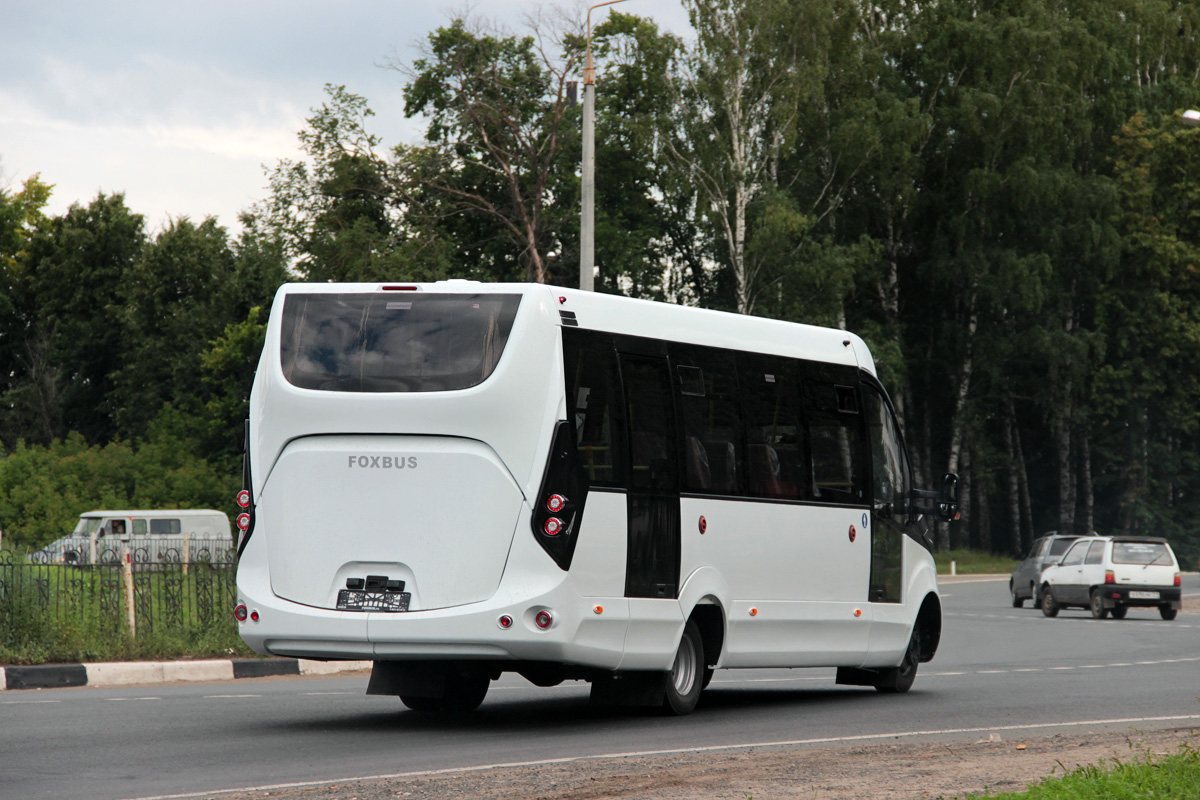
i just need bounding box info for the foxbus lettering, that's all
[347,455,418,469]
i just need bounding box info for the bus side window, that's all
[562,329,627,488]
[803,377,864,503]
[132,519,148,535]
[671,345,744,496]
[738,354,805,501]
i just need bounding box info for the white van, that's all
[32,509,232,565]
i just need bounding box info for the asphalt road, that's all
[4,574,1199,800]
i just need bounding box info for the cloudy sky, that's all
[2,0,691,234]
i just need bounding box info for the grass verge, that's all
[935,548,1017,575]
[978,743,1200,799]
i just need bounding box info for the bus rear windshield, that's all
[280,293,522,392]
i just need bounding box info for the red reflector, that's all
[543,517,563,536]
[534,610,553,629]
[546,494,566,513]
[498,615,513,629]
[236,513,251,531]
[250,610,260,622]
[236,489,251,508]
[234,604,248,622]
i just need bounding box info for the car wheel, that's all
[662,620,704,716]
[876,626,921,694]
[1160,605,1178,621]
[1089,590,1109,619]
[1010,581,1024,608]
[1110,604,1127,619]
[1041,587,1059,617]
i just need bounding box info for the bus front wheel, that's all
[662,620,704,715]
[875,627,920,694]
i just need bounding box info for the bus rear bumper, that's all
[236,579,630,670]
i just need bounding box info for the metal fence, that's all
[0,540,237,638]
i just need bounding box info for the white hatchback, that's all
[1039,536,1182,620]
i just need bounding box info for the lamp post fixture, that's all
[1184,109,1200,128]
[580,0,629,292]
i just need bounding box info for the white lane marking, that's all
[0,699,61,705]
[106,697,160,701]
[120,713,1200,800]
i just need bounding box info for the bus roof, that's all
[273,282,875,377]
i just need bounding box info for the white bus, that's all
[235,282,958,715]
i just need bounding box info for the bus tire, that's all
[662,620,704,716]
[400,695,442,711]
[442,669,490,712]
[875,627,920,694]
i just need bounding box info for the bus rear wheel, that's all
[662,620,704,716]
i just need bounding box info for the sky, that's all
[1,0,692,235]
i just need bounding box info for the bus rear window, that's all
[280,293,522,392]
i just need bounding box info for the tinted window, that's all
[622,356,678,493]
[1112,542,1174,566]
[280,293,521,392]
[739,355,805,501]
[1047,538,1076,557]
[150,518,182,535]
[562,329,627,488]
[672,345,743,495]
[805,377,864,504]
[864,386,909,513]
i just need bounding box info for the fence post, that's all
[183,531,190,576]
[121,541,136,639]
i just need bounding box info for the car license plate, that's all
[337,589,411,611]
[1129,590,1159,600]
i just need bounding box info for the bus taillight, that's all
[543,517,563,536]
[234,604,248,622]
[236,490,251,508]
[546,494,566,513]
[237,513,251,532]
[534,610,554,629]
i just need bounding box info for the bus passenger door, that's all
[863,386,913,656]
[620,354,681,599]
[617,351,685,670]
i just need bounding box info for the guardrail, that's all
[0,541,237,642]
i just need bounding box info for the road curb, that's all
[0,658,371,691]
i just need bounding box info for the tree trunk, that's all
[955,438,972,551]
[941,288,977,549]
[1081,432,1093,534]
[1003,401,1023,556]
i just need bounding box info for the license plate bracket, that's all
[337,589,411,611]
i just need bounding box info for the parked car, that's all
[1039,536,1182,620]
[29,509,232,565]
[1009,533,1082,607]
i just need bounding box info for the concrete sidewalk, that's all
[0,658,371,691]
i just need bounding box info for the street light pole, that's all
[580,0,629,292]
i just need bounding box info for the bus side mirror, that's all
[936,473,959,523]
